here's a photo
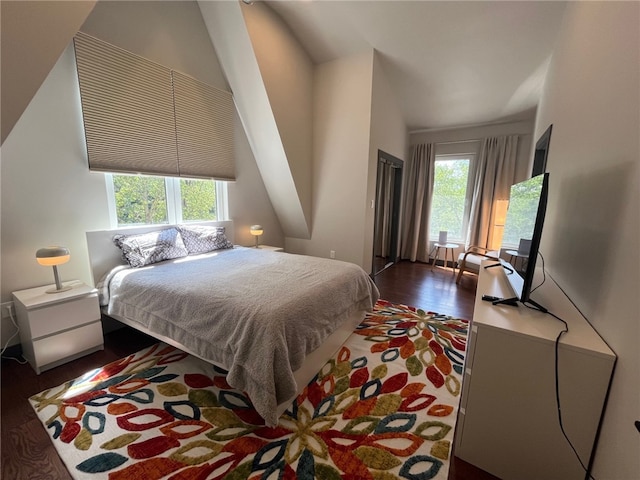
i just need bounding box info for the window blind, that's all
[73,32,235,180]
[73,32,179,176]
[173,71,235,181]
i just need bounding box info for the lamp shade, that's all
[250,225,263,236]
[36,246,71,266]
[36,246,72,293]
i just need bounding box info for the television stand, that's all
[455,260,616,480]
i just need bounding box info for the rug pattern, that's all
[30,300,468,480]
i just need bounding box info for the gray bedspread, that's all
[107,247,379,425]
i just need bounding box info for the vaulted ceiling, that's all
[265,0,567,131]
[2,1,567,143]
[0,1,97,144]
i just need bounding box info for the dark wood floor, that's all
[374,259,478,320]
[1,260,497,480]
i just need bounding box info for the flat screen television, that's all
[499,172,549,309]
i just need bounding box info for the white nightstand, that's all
[257,245,284,252]
[12,280,103,374]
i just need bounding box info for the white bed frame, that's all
[85,221,365,420]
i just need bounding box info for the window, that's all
[106,174,228,227]
[429,155,474,242]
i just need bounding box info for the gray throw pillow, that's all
[178,225,233,254]
[113,227,188,267]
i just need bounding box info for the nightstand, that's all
[12,280,103,374]
[257,245,284,252]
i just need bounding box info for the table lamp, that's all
[36,246,72,293]
[250,225,263,248]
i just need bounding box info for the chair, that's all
[456,246,500,284]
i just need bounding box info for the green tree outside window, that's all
[114,175,167,225]
[180,179,217,221]
[112,175,218,226]
[429,159,470,240]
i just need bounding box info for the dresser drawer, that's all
[28,294,100,339]
[33,321,103,370]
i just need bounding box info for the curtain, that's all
[400,143,435,262]
[375,162,396,258]
[466,135,519,249]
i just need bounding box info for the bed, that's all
[86,221,379,426]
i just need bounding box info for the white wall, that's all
[228,108,284,249]
[81,1,227,89]
[1,45,107,297]
[286,52,374,265]
[0,0,96,143]
[198,0,308,240]
[241,1,313,229]
[363,53,408,272]
[534,3,639,479]
[0,1,282,346]
[286,51,408,272]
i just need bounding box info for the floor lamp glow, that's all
[250,225,263,248]
[36,246,72,293]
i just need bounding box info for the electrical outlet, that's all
[330,250,336,259]
[1,301,14,319]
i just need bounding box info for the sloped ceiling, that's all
[265,0,567,131]
[1,0,97,144]
[198,0,311,239]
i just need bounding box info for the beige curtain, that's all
[400,143,435,262]
[467,136,519,249]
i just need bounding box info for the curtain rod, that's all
[435,138,482,146]
[409,118,532,135]
[418,134,521,146]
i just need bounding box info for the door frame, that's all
[373,150,403,276]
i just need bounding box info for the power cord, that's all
[1,305,27,365]
[529,251,546,294]
[522,300,596,480]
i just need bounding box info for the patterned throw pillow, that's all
[113,227,188,267]
[178,225,233,254]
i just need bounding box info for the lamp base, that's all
[45,285,73,294]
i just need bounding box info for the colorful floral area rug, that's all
[30,300,468,480]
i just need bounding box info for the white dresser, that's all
[12,280,103,374]
[454,260,616,480]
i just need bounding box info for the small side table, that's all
[256,245,284,252]
[430,242,460,274]
[12,280,103,374]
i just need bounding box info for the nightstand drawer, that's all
[33,321,103,370]
[28,294,100,339]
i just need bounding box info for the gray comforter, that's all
[107,247,379,425]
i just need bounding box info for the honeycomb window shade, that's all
[73,32,235,180]
[172,71,235,181]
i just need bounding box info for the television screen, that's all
[500,172,549,306]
